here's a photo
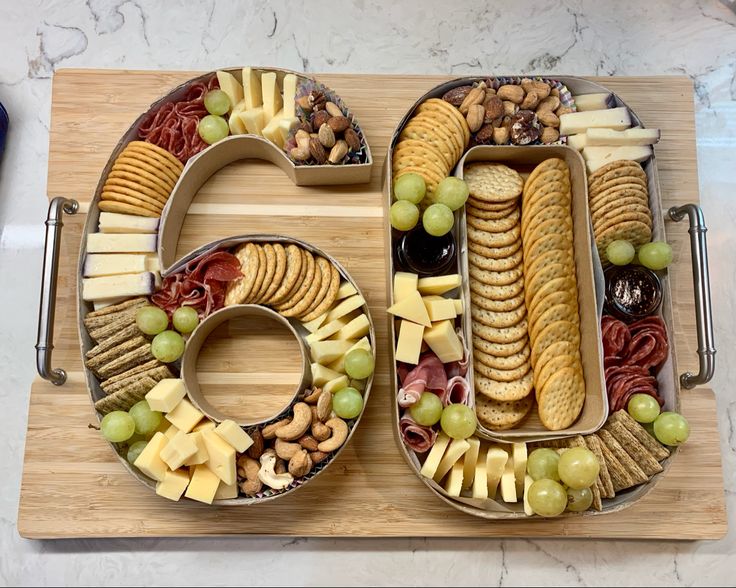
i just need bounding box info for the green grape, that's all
[100,411,136,443]
[151,330,185,363]
[344,348,375,379]
[527,448,561,481]
[638,241,673,270]
[558,447,600,490]
[204,89,231,116]
[627,393,661,424]
[332,387,363,419]
[390,200,420,231]
[606,240,636,266]
[394,173,426,204]
[440,404,476,439]
[423,203,454,237]
[653,411,690,446]
[197,114,229,145]
[126,440,149,465]
[136,306,169,336]
[129,400,163,437]
[566,486,594,512]
[528,479,567,517]
[409,392,443,426]
[434,177,469,211]
[172,306,199,334]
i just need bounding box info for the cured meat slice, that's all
[399,412,437,453]
[397,352,449,407]
[446,375,471,406]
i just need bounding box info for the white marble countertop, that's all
[1,0,734,585]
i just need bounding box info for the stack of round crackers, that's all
[224,242,341,322]
[465,163,535,431]
[99,141,183,218]
[587,160,653,258]
[392,98,470,202]
[521,158,585,431]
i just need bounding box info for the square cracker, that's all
[606,421,663,477]
[609,410,670,461]
[598,429,649,486]
[584,434,615,499]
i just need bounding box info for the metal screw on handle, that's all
[668,204,716,389]
[35,197,79,386]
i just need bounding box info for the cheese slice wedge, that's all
[323,374,349,394]
[572,92,612,111]
[310,339,355,365]
[239,107,265,135]
[462,437,480,490]
[302,312,328,333]
[559,106,631,135]
[393,272,418,302]
[306,316,351,345]
[585,127,660,146]
[417,274,461,295]
[311,363,343,386]
[513,442,528,496]
[472,446,489,500]
[261,72,282,122]
[87,233,157,253]
[337,281,357,300]
[387,290,431,327]
[419,432,452,479]
[282,73,298,118]
[334,313,370,340]
[242,67,262,110]
[423,320,463,363]
[444,460,465,497]
[216,70,244,112]
[261,109,286,147]
[500,456,517,503]
[98,212,159,234]
[83,254,148,277]
[433,438,471,483]
[486,446,508,499]
[395,320,424,365]
[325,294,366,324]
[327,336,371,373]
[278,117,299,143]
[423,296,457,322]
[228,100,247,135]
[582,145,653,171]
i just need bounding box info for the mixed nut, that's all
[236,388,349,496]
[442,78,573,146]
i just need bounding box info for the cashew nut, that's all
[317,417,349,453]
[316,389,332,422]
[237,455,262,496]
[262,418,291,439]
[275,402,312,441]
[257,449,294,490]
[275,437,301,460]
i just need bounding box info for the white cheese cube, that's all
[214,420,254,453]
[146,379,186,413]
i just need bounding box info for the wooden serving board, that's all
[18,71,726,539]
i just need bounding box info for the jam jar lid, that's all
[395,225,456,276]
[604,265,663,321]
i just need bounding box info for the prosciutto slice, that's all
[399,412,437,454]
[397,353,448,407]
[446,376,471,406]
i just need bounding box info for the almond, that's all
[343,127,361,151]
[442,85,473,107]
[318,123,336,148]
[327,116,350,133]
[483,95,504,122]
[466,103,485,132]
[325,101,343,117]
[328,140,349,164]
[309,137,328,164]
[311,110,331,129]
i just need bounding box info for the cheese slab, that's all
[472,446,489,500]
[395,320,424,365]
[523,474,534,516]
[239,107,265,135]
[583,145,653,171]
[585,127,660,146]
[337,282,357,300]
[98,212,159,234]
[393,272,418,302]
[82,272,156,301]
[572,92,612,111]
[241,67,262,110]
[159,430,198,471]
[513,442,528,496]
[387,290,431,327]
[419,432,452,479]
[325,294,366,324]
[432,438,471,483]
[486,446,508,499]
[462,437,481,490]
[323,374,349,394]
[282,73,298,118]
[86,233,157,253]
[183,431,209,466]
[214,478,239,500]
[302,312,328,333]
[423,296,457,322]
[417,274,461,295]
[500,456,517,503]
[261,110,285,147]
[559,106,631,135]
[423,320,463,363]
[83,254,148,277]
[216,70,244,111]
[306,317,351,345]
[444,460,465,498]
[261,72,282,122]
[334,314,370,340]
[228,100,247,134]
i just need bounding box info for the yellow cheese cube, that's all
[202,430,236,485]
[216,70,244,111]
[462,437,481,490]
[159,430,198,471]
[444,460,465,497]
[277,117,299,143]
[215,420,254,453]
[423,297,457,322]
[133,432,168,482]
[393,272,418,302]
[472,446,489,500]
[325,294,366,324]
[185,464,221,504]
[334,314,370,340]
[417,274,461,295]
[311,363,343,386]
[242,67,262,110]
[324,374,349,394]
[302,312,328,333]
[395,320,424,365]
[228,100,247,134]
[145,379,186,413]
[214,479,239,500]
[327,337,371,373]
[163,424,179,440]
[500,456,517,503]
[310,339,355,365]
[183,431,209,466]
[261,110,285,147]
[419,432,452,479]
[387,290,431,327]
[523,474,534,516]
[261,72,282,122]
[337,281,357,300]
[423,320,463,363]
[486,446,508,499]
[155,468,190,502]
[165,399,204,434]
[192,419,216,433]
[239,107,265,135]
[282,73,298,118]
[513,442,528,496]
[453,298,464,314]
[433,438,471,483]
[306,316,350,345]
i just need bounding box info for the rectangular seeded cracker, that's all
[96,343,154,379]
[86,324,140,359]
[606,421,663,477]
[94,376,157,414]
[83,298,147,330]
[87,313,138,342]
[102,365,173,396]
[598,429,649,486]
[85,297,148,319]
[85,336,149,374]
[593,433,635,492]
[584,434,615,498]
[100,359,161,390]
[609,410,670,461]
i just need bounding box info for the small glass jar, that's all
[395,225,456,276]
[604,265,663,322]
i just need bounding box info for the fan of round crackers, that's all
[99,141,183,218]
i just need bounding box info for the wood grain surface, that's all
[18,70,725,539]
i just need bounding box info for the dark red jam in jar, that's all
[395,225,456,276]
[604,265,662,322]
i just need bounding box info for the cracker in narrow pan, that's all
[594,433,635,492]
[102,365,173,395]
[85,324,141,359]
[83,298,148,330]
[85,336,149,375]
[94,376,157,414]
[87,313,138,342]
[584,434,615,499]
[606,421,663,477]
[598,429,649,486]
[609,410,670,461]
[100,359,161,390]
[96,343,154,379]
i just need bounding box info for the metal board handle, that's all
[35,197,78,385]
[668,203,716,388]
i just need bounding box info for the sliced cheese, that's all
[159,429,199,470]
[86,233,157,253]
[83,253,148,277]
[423,296,457,322]
[214,478,239,500]
[216,70,244,111]
[183,431,209,466]
[327,337,371,373]
[228,99,247,135]
[192,419,216,433]
[582,145,653,171]
[98,212,159,234]
[452,298,464,315]
[133,432,168,482]
[92,296,128,310]
[444,460,465,497]
[572,92,612,111]
[559,106,631,135]
[202,429,236,485]
[500,455,517,503]
[310,339,355,365]
[145,255,160,272]
[417,274,461,295]
[163,424,179,440]
[155,468,190,502]
[585,127,660,146]
[302,312,329,333]
[82,272,155,301]
[311,363,343,386]
[185,463,220,504]
[523,474,534,516]
[325,294,366,323]
[278,117,299,143]
[462,437,481,490]
[419,432,452,479]
[486,446,508,499]
[334,313,370,340]
[395,320,424,365]
[214,420,254,453]
[472,446,489,500]
[337,281,357,300]
[433,438,471,483]
[393,272,418,302]
[282,73,298,118]
[261,109,285,147]
[165,399,204,434]
[566,133,587,151]
[239,106,265,135]
[323,374,349,394]
[387,290,431,327]
[513,442,528,496]
[261,71,282,122]
[423,320,463,363]
[146,379,186,413]
[242,67,262,110]
[306,316,351,345]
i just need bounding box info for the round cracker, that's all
[466,204,518,220]
[97,200,160,218]
[276,250,318,313]
[118,149,181,185]
[399,120,456,168]
[469,264,523,287]
[527,289,575,335]
[521,204,571,242]
[467,197,518,212]
[471,304,526,329]
[126,140,183,171]
[528,277,576,322]
[591,194,650,225]
[101,191,162,213]
[595,220,652,251]
[300,260,340,322]
[589,174,647,197]
[411,111,465,156]
[250,243,277,303]
[534,340,576,374]
[475,360,531,383]
[522,190,571,225]
[393,139,450,176]
[464,163,523,202]
[525,262,572,307]
[114,155,177,188]
[523,171,570,205]
[467,209,520,233]
[470,290,525,313]
[530,320,581,368]
[259,243,288,304]
[224,243,260,306]
[529,302,579,344]
[474,344,530,371]
[103,176,169,205]
[524,158,568,192]
[467,223,520,249]
[475,371,533,402]
[588,159,645,184]
[524,248,574,284]
[405,115,461,161]
[524,232,573,266]
[417,98,471,146]
[471,318,529,345]
[537,365,585,430]
[594,210,652,236]
[524,217,573,253]
[468,239,521,260]
[475,393,533,431]
[392,154,447,181]
[105,171,170,201]
[101,182,166,209]
[244,244,268,303]
[268,244,303,305]
[472,335,527,358]
[590,189,649,219]
[534,353,578,398]
[110,163,174,195]
[280,256,324,318]
[470,276,524,301]
[468,249,522,272]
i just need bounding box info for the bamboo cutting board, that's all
[18,71,726,539]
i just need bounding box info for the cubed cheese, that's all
[261,109,285,147]
[311,363,343,386]
[160,430,199,470]
[423,296,457,322]
[242,67,262,110]
[423,320,463,363]
[185,464,220,504]
[433,438,471,483]
[228,100,247,134]
[214,420,254,453]
[282,73,298,118]
[444,460,465,497]
[306,316,350,345]
[83,253,148,277]
[155,469,190,502]
[513,442,528,496]
[462,437,481,490]
[261,72,282,122]
[86,233,157,253]
[419,432,452,479]
[452,298,464,314]
[393,272,418,302]
[310,339,355,365]
[98,212,159,234]
[325,294,366,324]
[82,272,156,301]
[559,106,631,135]
[472,446,489,500]
[387,290,431,327]
[486,446,508,499]
[334,314,370,340]
[238,107,265,135]
[327,337,371,373]
[216,70,244,111]
[163,424,179,440]
[165,399,204,433]
[192,419,216,433]
[278,117,299,143]
[395,320,424,365]
[337,281,357,300]
[323,374,349,394]
[146,379,186,413]
[417,274,461,295]
[214,478,239,500]
[566,133,587,151]
[133,432,168,482]
[202,430,236,485]
[183,431,209,466]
